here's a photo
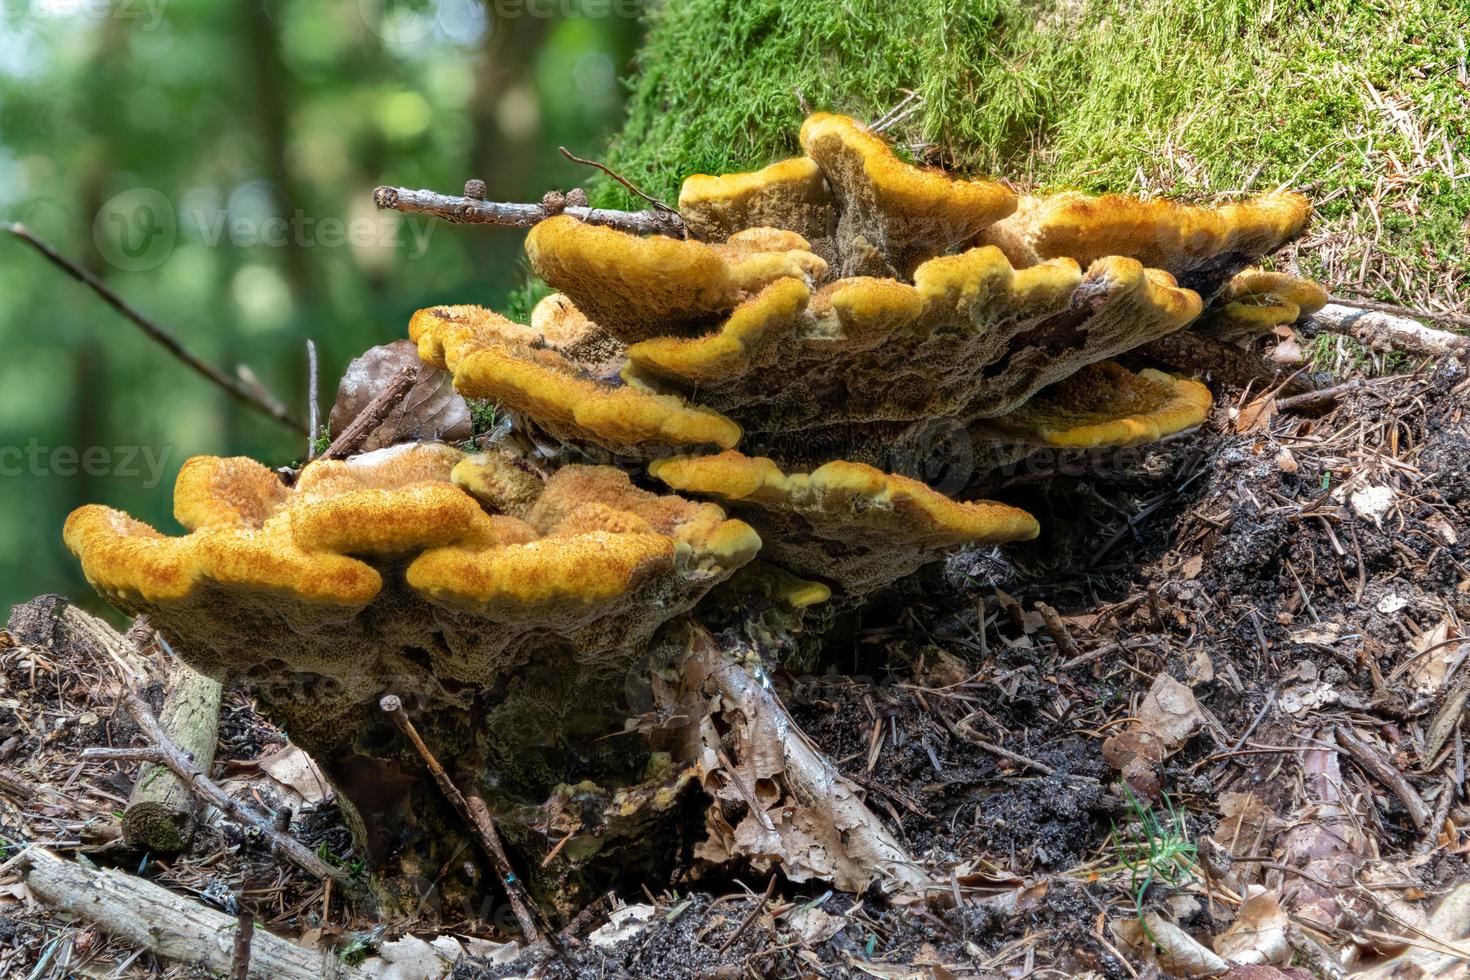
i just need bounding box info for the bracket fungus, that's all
[66,111,1321,911]
[67,442,759,894]
[1195,268,1329,343]
[975,190,1311,299]
[649,451,1039,597]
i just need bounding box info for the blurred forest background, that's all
[0,0,641,609]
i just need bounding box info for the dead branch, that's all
[379,694,545,943]
[306,338,321,460]
[84,687,343,880]
[1275,379,1366,414]
[121,662,222,854]
[1306,303,1470,360]
[1036,602,1080,660]
[1333,295,1470,332]
[1335,725,1433,832]
[319,363,417,459]
[373,185,687,238]
[20,847,364,980]
[693,641,932,898]
[230,911,255,980]
[6,223,307,433]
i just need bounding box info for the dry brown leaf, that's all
[785,906,848,944]
[328,340,472,451]
[1408,617,1462,694]
[1114,913,1229,977]
[1217,792,1276,872]
[1214,887,1289,966]
[1235,391,1278,433]
[255,743,331,804]
[1186,647,1215,684]
[1137,674,1206,751]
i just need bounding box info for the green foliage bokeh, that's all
[0,0,640,611]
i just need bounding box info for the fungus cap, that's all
[798,112,1017,275]
[678,156,836,244]
[650,450,1038,596]
[972,361,1213,449]
[526,215,826,341]
[1198,269,1329,342]
[976,191,1311,297]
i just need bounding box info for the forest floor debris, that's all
[0,362,1467,977]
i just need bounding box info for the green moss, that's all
[602,0,1468,303]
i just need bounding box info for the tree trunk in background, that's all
[242,0,315,306]
[465,10,554,274]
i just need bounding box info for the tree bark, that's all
[121,664,222,854]
[21,847,365,980]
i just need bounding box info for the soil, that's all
[1,361,1467,977]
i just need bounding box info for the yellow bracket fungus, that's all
[651,450,1038,596]
[977,191,1311,298]
[1195,269,1329,343]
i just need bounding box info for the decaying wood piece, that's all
[1307,303,1470,360]
[20,847,365,980]
[682,630,931,898]
[121,663,222,853]
[319,362,418,460]
[1334,725,1433,833]
[1273,732,1369,931]
[4,595,146,681]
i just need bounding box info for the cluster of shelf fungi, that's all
[64,112,1345,917]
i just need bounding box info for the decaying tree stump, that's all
[120,663,222,853]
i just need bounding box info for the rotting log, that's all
[1307,303,1470,360]
[121,663,222,854]
[20,847,366,980]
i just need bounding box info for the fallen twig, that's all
[319,363,417,460]
[373,185,687,238]
[1036,602,1081,661]
[1334,295,1470,332]
[6,222,306,433]
[230,910,255,980]
[1276,379,1366,413]
[379,694,546,944]
[306,339,321,460]
[1306,303,1470,360]
[717,873,777,954]
[121,660,222,854]
[82,688,343,880]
